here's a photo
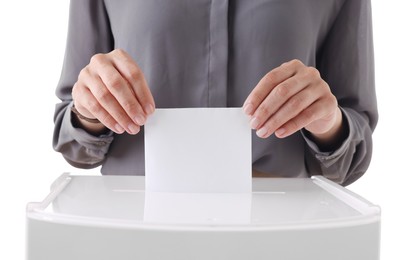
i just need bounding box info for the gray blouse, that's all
[53,0,377,186]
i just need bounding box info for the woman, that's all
[53,0,377,185]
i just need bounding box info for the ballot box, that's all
[26,173,380,260]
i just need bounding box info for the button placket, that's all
[208,0,229,107]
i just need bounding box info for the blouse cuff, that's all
[301,107,353,169]
[65,102,114,155]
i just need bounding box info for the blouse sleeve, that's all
[52,0,114,169]
[303,0,378,185]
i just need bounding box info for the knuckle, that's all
[94,87,110,101]
[264,117,280,133]
[122,100,138,114]
[274,83,290,99]
[323,81,331,90]
[328,92,337,103]
[287,119,301,133]
[323,82,333,95]
[288,97,301,109]
[302,108,316,123]
[78,67,90,79]
[303,66,320,80]
[257,105,271,118]
[327,94,338,109]
[112,49,133,64]
[264,70,280,86]
[129,66,143,81]
[112,48,126,57]
[77,69,85,80]
[250,91,264,105]
[90,53,106,66]
[289,59,303,68]
[106,75,124,91]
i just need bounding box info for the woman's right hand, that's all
[72,49,155,135]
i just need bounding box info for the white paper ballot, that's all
[144,108,251,193]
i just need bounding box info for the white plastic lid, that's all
[27,174,380,230]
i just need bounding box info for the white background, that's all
[0,0,405,259]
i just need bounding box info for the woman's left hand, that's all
[243,59,343,144]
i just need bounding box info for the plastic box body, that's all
[26,174,381,260]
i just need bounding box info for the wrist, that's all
[307,108,348,152]
[71,106,109,136]
[71,106,100,123]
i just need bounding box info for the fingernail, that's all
[144,104,155,115]
[128,123,140,135]
[115,124,125,133]
[134,115,145,125]
[250,117,260,129]
[243,103,254,115]
[256,127,268,138]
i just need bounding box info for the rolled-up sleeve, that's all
[304,0,378,185]
[53,0,114,169]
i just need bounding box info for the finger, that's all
[73,83,126,134]
[243,67,293,116]
[95,63,147,127]
[74,67,99,119]
[91,53,147,125]
[110,49,155,115]
[303,94,338,135]
[274,99,333,139]
[255,85,319,138]
[249,75,308,130]
[85,72,141,135]
[243,59,303,116]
